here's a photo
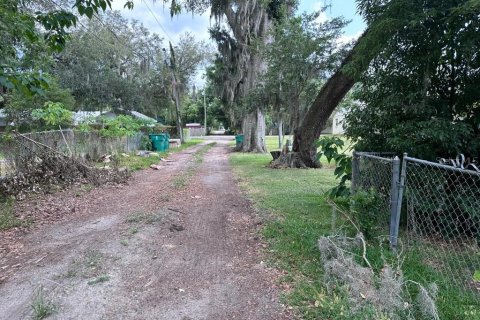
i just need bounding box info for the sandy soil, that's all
[0,141,290,320]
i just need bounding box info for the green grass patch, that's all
[31,290,56,320]
[87,274,110,285]
[230,152,336,277]
[230,152,479,319]
[125,211,163,224]
[170,142,216,189]
[117,139,204,171]
[232,135,352,167]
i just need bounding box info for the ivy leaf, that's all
[84,7,94,19]
[474,270,480,282]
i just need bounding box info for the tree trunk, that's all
[239,108,267,153]
[290,34,367,168]
[278,118,283,149]
[173,83,184,143]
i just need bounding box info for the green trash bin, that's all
[150,134,167,151]
[235,134,244,148]
[165,133,170,151]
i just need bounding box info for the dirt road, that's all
[0,141,289,319]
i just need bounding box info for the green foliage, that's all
[99,115,140,137]
[5,76,75,131]
[348,189,383,240]
[260,11,347,127]
[139,135,152,151]
[31,290,56,320]
[232,151,479,319]
[316,136,351,197]
[31,101,73,129]
[347,0,480,160]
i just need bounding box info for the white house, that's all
[321,109,346,135]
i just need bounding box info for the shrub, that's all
[349,189,384,240]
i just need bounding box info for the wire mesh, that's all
[404,157,480,295]
[354,152,396,227]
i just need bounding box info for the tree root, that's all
[269,152,317,169]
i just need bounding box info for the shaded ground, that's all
[0,141,290,320]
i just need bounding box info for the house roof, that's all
[73,111,104,125]
[130,110,156,123]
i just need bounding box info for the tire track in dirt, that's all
[0,141,290,320]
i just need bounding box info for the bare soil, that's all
[0,141,290,320]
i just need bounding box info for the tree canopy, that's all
[346,0,480,159]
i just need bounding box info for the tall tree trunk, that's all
[173,83,184,143]
[291,34,366,167]
[241,108,267,152]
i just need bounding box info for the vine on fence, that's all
[316,136,352,197]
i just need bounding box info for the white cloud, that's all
[111,0,213,44]
[337,30,363,45]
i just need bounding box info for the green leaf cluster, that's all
[347,0,480,160]
[99,115,141,138]
[316,136,352,197]
[31,101,73,128]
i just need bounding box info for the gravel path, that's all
[0,141,290,320]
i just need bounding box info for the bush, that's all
[349,189,384,240]
[99,115,141,137]
[31,101,73,129]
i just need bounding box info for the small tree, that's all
[31,101,73,130]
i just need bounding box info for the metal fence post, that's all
[389,156,401,249]
[351,151,360,193]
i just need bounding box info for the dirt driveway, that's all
[0,141,290,320]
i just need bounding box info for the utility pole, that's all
[204,89,207,136]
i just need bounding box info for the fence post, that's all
[395,153,407,231]
[389,156,401,250]
[351,151,360,193]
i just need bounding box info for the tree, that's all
[345,0,480,160]
[207,0,288,153]
[289,0,480,168]
[163,34,212,142]
[261,11,347,149]
[0,0,107,96]
[4,77,75,131]
[54,12,163,112]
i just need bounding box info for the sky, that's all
[111,0,366,85]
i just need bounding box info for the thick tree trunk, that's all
[292,71,355,167]
[239,108,267,153]
[290,34,367,168]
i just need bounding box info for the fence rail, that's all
[352,151,480,298]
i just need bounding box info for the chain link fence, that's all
[404,156,480,294]
[352,151,480,299]
[352,152,396,228]
[0,130,144,178]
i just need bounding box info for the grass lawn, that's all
[230,152,479,319]
[230,134,351,166]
